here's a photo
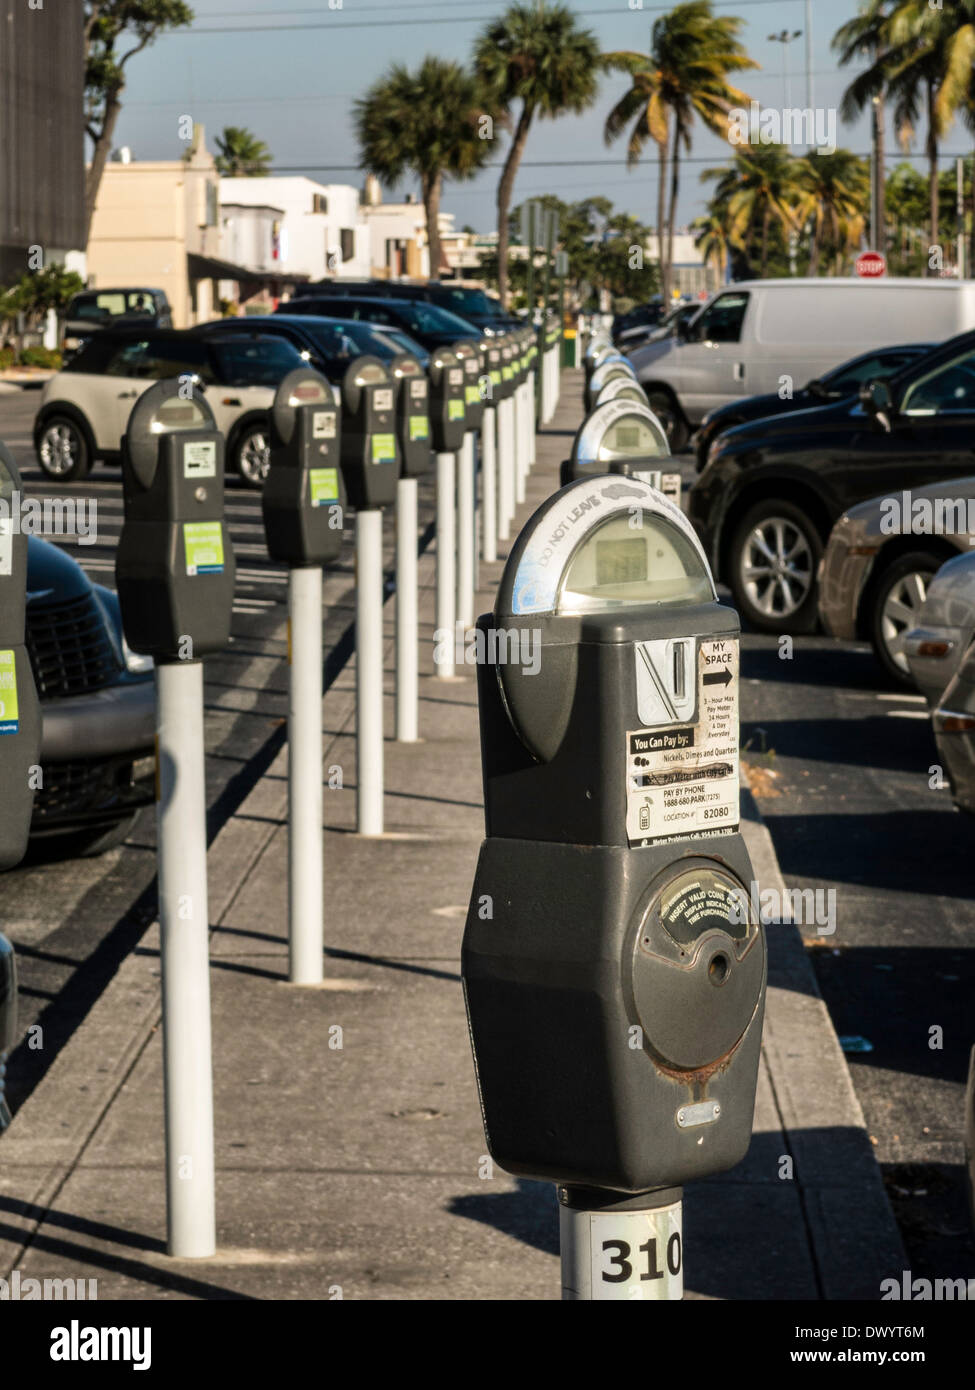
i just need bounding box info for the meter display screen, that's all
[598,417,668,460]
[558,513,712,613]
[151,396,211,433]
[287,380,331,408]
[355,363,387,386]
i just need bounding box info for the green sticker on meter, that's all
[465,385,480,405]
[0,649,18,735]
[309,467,339,507]
[490,370,501,386]
[409,415,429,441]
[371,433,396,464]
[448,400,465,421]
[502,366,512,381]
[184,521,225,575]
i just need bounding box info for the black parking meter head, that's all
[262,367,346,567]
[485,343,503,410]
[339,355,399,509]
[117,378,236,661]
[499,341,517,400]
[0,442,41,870]
[462,475,765,1192]
[559,398,671,488]
[453,340,485,433]
[389,352,433,478]
[428,348,467,452]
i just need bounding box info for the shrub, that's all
[18,346,62,370]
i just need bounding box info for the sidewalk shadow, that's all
[448,1178,559,1257]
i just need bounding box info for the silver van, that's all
[629,278,975,449]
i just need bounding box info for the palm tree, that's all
[702,146,803,277]
[604,1,756,302]
[796,149,870,274]
[690,211,730,285]
[214,127,273,177]
[833,1,893,253]
[473,3,601,310]
[355,58,490,278]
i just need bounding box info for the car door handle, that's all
[734,363,745,381]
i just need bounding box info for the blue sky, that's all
[114,0,975,232]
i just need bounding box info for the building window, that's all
[205,181,218,227]
[340,228,354,263]
[313,194,328,214]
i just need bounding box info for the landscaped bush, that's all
[17,346,62,369]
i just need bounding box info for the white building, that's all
[219,176,371,283]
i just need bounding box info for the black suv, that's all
[689,329,975,633]
[61,287,172,361]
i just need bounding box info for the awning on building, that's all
[187,252,308,284]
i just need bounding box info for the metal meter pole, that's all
[156,659,216,1258]
[498,400,514,542]
[482,406,498,563]
[288,565,324,982]
[457,432,475,631]
[356,510,384,834]
[559,1186,684,1301]
[436,451,456,677]
[395,476,419,742]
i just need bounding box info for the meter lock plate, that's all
[629,861,763,1076]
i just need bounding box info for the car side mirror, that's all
[860,378,893,432]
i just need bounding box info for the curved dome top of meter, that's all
[593,377,650,410]
[500,478,713,619]
[573,402,670,465]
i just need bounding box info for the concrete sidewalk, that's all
[0,369,907,1299]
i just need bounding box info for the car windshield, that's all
[69,291,162,322]
[211,338,305,386]
[429,287,499,318]
[821,349,926,395]
[294,321,384,363]
[392,300,476,335]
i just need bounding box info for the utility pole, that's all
[805,0,814,115]
[768,30,802,114]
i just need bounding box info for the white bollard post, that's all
[287,566,324,984]
[457,432,475,631]
[356,509,384,835]
[156,660,216,1259]
[497,402,513,544]
[560,1188,683,1301]
[514,385,527,506]
[482,406,497,564]
[395,476,418,742]
[436,452,456,677]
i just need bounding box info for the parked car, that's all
[902,551,975,706]
[932,643,975,813]
[61,287,172,362]
[630,277,975,453]
[688,328,975,633]
[612,302,665,347]
[193,313,430,374]
[24,536,155,854]
[34,328,308,487]
[292,279,518,333]
[819,479,975,684]
[281,295,485,354]
[695,343,933,472]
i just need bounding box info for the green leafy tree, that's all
[214,127,273,177]
[796,149,870,274]
[0,267,85,334]
[833,1,893,253]
[355,57,490,279]
[473,3,601,310]
[85,2,195,240]
[701,145,803,277]
[604,0,755,301]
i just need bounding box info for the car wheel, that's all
[646,390,690,453]
[39,811,140,860]
[37,415,92,482]
[234,424,271,489]
[867,552,941,686]
[729,500,823,634]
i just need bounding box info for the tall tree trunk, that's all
[761,208,770,276]
[656,134,670,302]
[927,80,939,270]
[84,88,124,244]
[496,102,534,310]
[666,118,681,302]
[874,94,886,253]
[808,213,821,276]
[422,170,444,280]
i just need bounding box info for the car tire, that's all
[36,414,92,482]
[729,500,824,634]
[40,811,140,860]
[867,551,942,686]
[233,422,271,489]
[646,389,690,453]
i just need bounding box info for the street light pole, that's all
[768,30,802,117]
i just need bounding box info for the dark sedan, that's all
[694,343,933,472]
[281,295,485,354]
[688,328,975,633]
[293,279,518,334]
[194,313,430,375]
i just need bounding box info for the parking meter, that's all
[0,931,15,1130]
[586,357,636,413]
[0,443,40,870]
[339,355,399,510]
[387,353,433,478]
[584,341,619,387]
[116,380,236,659]
[595,377,651,410]
[428,348,467,453]
[262,368,346,567]
[485,344,503,407]
[462,474,765,1200]
[560,398,671,488]
[454,341,485,433]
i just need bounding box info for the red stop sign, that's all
[856,251,886,278]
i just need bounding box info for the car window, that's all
[901,349,975,415]
[299,322,369,360]
[825,351,922,394]
[104,340,154,378]
[69,291,162,322]
[211,338,304,386]
[135,338,215,383]
[687,293,749,344]
[428,287,494,317]
[390,301,472,335]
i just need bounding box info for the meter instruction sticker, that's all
[312,411,337,440]
[409,379,426,400]
[580,1203,682,1300]
[626,637,739,845]
[0,650,19,734]
[370,433,396,464]
[374,388,394,412]
[308,468,339,507]
[183,521,225,576]
[182,441,216,479]
[408,415,429,441]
